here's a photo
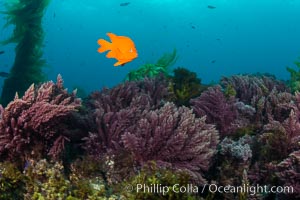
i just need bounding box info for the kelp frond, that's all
[1,0,50,105]
[125,49,178,81]
[156,48,178,68]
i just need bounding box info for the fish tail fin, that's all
[97,39,112,53]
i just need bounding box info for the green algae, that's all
[23,158,117,200]
[286,57,300,93]
[0,162,25,199]
[125,49,178,81]
[119,161,197,200]
[169,67,206,106]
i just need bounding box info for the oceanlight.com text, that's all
[207,184,294,196]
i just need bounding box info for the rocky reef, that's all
[0,71,298,199]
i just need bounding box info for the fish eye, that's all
[129,48,133,53]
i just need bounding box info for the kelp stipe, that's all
[0,0,50,105]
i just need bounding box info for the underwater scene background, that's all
[1,0,300,92]
[0,0,300,199]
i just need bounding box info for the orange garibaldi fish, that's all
[97,33,138,66]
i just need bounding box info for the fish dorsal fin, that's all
[107,33,118,43]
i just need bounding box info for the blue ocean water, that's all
[0,0,300,94]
